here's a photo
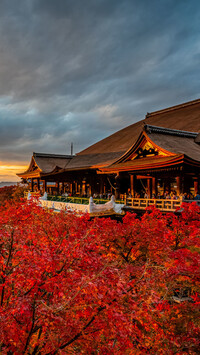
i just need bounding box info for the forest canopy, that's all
[0,196,199,354]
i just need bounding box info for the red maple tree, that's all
[0,200,199,354]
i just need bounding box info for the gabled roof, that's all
[99,124,200,173]
[74,98,200,169]
[144,125,200,162]
[17,152,73,178]
[33,152,72,173]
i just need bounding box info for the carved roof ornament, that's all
[136,147,158,159]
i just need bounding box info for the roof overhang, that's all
[98,154,185,174]
[17,155,42,178]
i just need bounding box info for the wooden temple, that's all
[18,99,200,202]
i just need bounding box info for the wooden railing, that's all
[46,195,124,205]
[125,197,182,212]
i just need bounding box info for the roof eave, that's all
[98,154,185,174]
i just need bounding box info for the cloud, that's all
[0,0,199,179]
[0,162,27,182]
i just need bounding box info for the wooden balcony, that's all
[125,197,182,212]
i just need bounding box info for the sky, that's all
[0,0,200,181]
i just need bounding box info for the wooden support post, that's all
[130,175,134,197]
[70,183,73,195]
[37,178,40,191]
[176,176,182,196]
[90,175,95,197]
[100,176,104,195]
[42,180,47,193]
[152,177,157,196]
[194,178,199,195]
[31,178,34,192]
[115,173,120,199]
[115,189,119,199]
[147,178,151,198]
[88,185,91,196]
[82,181,86,196]
[56,182,59,195]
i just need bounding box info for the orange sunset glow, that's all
[0,163,28,182]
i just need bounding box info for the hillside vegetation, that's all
[0,199,199,354]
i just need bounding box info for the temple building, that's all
[17,98,200,200]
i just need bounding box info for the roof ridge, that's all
[145,98,200,118]
[33,152,73,159]
[144,124,198,138]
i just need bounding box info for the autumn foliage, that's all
[0,200,199,354]
[0,185,27,205]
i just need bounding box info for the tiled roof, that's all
[18,99,200,177]
[78,98,200,155]
[17,153,73,177]
[145,129,200,162]
[33,153,72,173]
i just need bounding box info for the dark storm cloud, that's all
[0,0,199,168]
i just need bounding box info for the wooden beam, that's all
[136,175,153,179]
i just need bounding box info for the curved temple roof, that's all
[66,98,200,170]
[17,152,73,178]
[100,124,200,173]
[17,98,200,178]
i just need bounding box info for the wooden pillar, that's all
[37,178,40,191]
[176,176,182,196]
[115,189,119,199]
[82,180,86,196]
[194,178,199,195]
[115,173,120,199]
[164,179,170,194]
[70,183,73,195]
[152,177,157,196]
[147,178,151,198]
[89,175,95,196]
[130,175,134,197]
[88,185,92,196]
[31,178,34,192]
[56,182,59,195]
[43,180,47,193]
[91,183,95,197]
[100,176,104,195]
